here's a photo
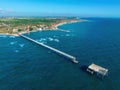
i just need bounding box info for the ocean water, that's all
[0,18,120,90]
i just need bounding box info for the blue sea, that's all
[0,18,120,90]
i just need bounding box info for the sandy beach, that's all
[53,20,80,30]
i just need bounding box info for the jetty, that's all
[19,34,78,63]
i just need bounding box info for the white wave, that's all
[14,50,19,53]
[43,42,47,44]
[66,34,70,36]
[19,44,25,48]
[48,37,60,42]
[0,35,7,38]
[40,42,47,44]
[36,39,46,44]
[37,38,47,42]
[41,38,47,41]
[53,36,58,38]
[39,39,43,42]
[36,38,48,44]
[54,39,60,42]
[48,38,54,41]
[9,36,15,38]
[10,41,17,45]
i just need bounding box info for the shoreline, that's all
[0,33,19,36]
[53,20,81,32]
[0,20,83,37]
[53,20,81,30]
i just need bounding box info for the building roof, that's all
[88,63,108,76]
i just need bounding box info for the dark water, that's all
[0,18,120,90]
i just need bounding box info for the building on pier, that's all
[87,63,108,78]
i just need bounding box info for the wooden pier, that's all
[19,34,78,63]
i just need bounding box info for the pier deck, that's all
[19,34,78,63]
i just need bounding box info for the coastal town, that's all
[0,17,81,35]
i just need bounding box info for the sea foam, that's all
[48,38,54,41]
[54,39,60,42]
[14,50,19,53]
[66,34,70,36]
[19,44,25,48]
[0,35,7,38]
[36,38,47,44]
[10,41,17,45]
[9,36,15,38]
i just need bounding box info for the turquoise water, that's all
[0,18,120,90]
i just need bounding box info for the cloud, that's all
[0,8,14,14]
[0,8,3,10]
[0,8,4,13]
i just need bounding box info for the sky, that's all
[0,0,120,17]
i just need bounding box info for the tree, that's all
[29,27,33,31]
[18,28,22,32]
